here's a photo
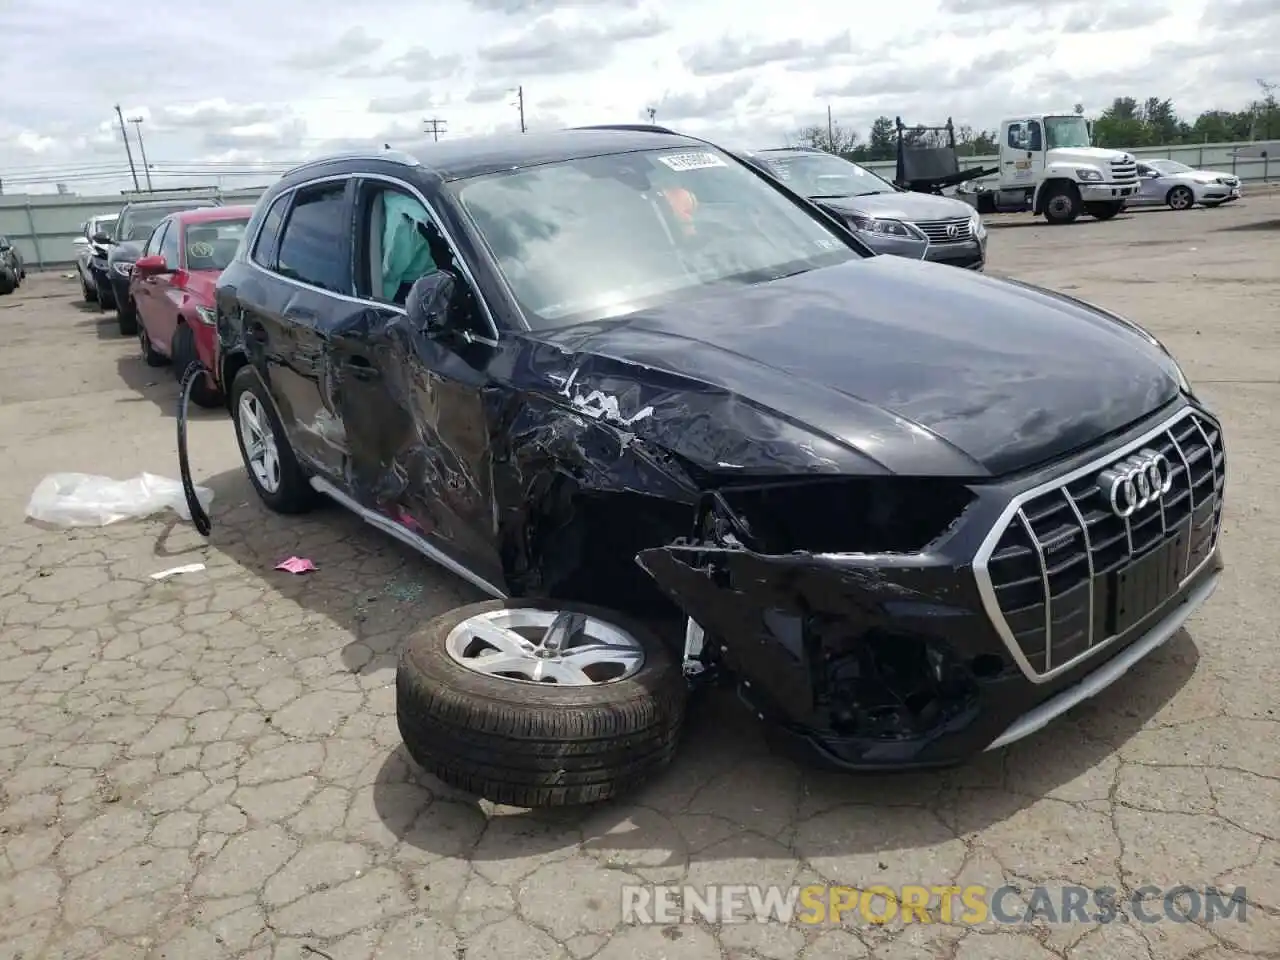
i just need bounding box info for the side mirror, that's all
[133,254,171,277]
[405,269,475,337]
[93,232,112,244]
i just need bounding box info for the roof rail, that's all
[572,124,678,136]
[281,149,420,178]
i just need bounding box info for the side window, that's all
[251,193,289,269]
[160,220,180,266]
[357,184,439,306]
[275,183,350,293]
[1027,121,1043,151]
[1007,123,1025,149]
[144,222,168,257]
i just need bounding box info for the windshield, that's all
[453,147,858,329]
[1150,159,1192,174]
[116,204,210,242]
[184,217,249,271]
[758,152,896,198]
[93,217,117,238]
[1044,116,1092,149]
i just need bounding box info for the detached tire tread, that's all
[172,324,221,407]
[397,598,687,807]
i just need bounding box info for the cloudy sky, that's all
[1,0,1274,194]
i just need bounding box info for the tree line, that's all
[795,81,1279,162]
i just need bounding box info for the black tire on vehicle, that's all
[139,322,168,367]
[397,598,688,807]
[1167,185,1195,211]
[229,364,318,514]
[117,295,138,335]
[1084,201,1123,221]
[82,272,98,303]
[171,324,221,407]
[0,269,14,296]
[1042,183,1081,225]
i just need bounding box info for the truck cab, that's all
[992,114,1139,223]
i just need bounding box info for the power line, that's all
[423,118,447,141]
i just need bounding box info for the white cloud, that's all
[0,0,1273,193]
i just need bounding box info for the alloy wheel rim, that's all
[237,392,282,493]
[444,608,646,685]
[1171,189,1191,209]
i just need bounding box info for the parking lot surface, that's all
[2,198,1278,960]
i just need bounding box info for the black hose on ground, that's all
[177,360,213,536]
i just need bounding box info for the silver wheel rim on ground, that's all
[1048,195,1074,218]
[1170,188,1192,210]
[237,392,282,494]
[444,608,646,684]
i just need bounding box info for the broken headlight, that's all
[708,477,975,555]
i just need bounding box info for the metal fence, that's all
[2,139,1275,270]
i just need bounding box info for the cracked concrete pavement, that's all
[1,197,1278,960]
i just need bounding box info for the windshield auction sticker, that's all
[658,152,727,171]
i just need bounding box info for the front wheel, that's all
[171,324,221,407]
[138,322,167,368]
[117,296,138,335]
[229,365,317,514]
[1042,184,1081,224]
[1167,185,1195,211]
[1084,201,1124,220]
[81,272,98,303]
[397,599,688,807]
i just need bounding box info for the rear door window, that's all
[251,193,289,269]
[274,183,351,293]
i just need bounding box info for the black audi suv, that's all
[208,125,1225,805]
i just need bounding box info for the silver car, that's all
[1130,159,1242,210]
[740,147,987,269]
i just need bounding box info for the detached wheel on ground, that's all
[1042,183,1082,224]
[117,296,138,335]
[229,365,317,513]
[171,324,220,407]
[1167,185,1195,211]
[397,599,688,807]
[1084,200,1124,220]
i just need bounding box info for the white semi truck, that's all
[895,114,1139,225]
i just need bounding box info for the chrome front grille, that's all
[912,218,972,244]
[976,408,1224,681]
[1110,158,1138,184]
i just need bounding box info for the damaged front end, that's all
[636,476,1020,769]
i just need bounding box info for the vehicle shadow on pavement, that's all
[70,304,127,342]
[985,216,1136,231]
[114,352,224,419]
[191,467,1198,863]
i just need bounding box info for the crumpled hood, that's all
[818,190,976,222]
[529,256,1183,478]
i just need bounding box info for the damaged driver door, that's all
[340,177,506,592]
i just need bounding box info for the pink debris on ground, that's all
[274,556,317,574]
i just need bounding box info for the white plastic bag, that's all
[25,473,214,527]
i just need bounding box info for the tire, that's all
[117,295,138,335]
[229,365,317,513]
[171,324,220,407]
[1084,201,1123,221]
[82,272,98,303]
[138,322,168,368]
[0,269,14,296]
[397,598,687,807]
[1167,185,1195,211]
[1042,184,1081,224]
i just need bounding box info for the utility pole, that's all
[646,106,657,123]
[114,104,140,191]
[827,104,835,149]
[128,117,153,191]
[423,118,447,142]
[514,86,526,133]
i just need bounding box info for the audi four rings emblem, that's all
[1098,448,1174,518]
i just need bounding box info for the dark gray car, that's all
[741,147,988,270]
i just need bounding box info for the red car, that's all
[130,205,254,407]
